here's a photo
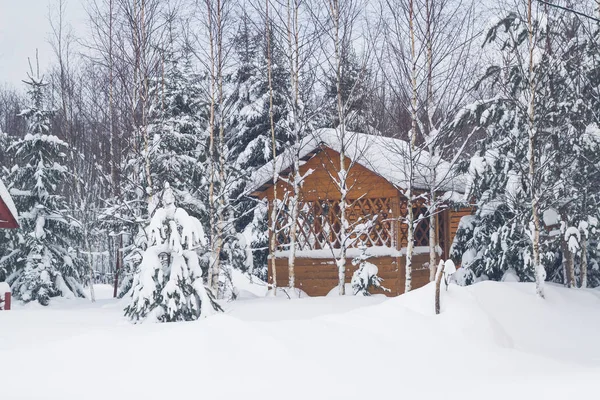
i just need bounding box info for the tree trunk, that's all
[108,0,121,299]
[560,234,574,288]
[528,0,545,298]
[405,0,418,294]
[206,0,219,293]
[435,259,445,315]
[428,191,438,282]
[425,0,438,282]
[330,0,347,296]
[580,231,588,288]
[285,0,301,291]
[266,0,278,296]
[215,0,226,299]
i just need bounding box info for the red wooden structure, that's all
[1,179,18,310]
[0,292,10,311]
[0,179,19,229]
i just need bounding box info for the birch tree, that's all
[527,0,546,298]
[266,0,279,295]
[268,0,319,293]
[318,0,373,295]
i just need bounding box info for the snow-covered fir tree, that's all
[225,15,292,283]
[351,245,388,296]
[322,43,371,131]
[147,54,208,221]
[451,7,600,288]
[228,13,291,174]
[125,182,221,323]
[106,52,209,297]
[0,75,85,305]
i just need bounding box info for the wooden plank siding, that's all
[270,253,431,297]
[259,147,399,202]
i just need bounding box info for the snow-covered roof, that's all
[248,128,466,196]
[0,178,19,229]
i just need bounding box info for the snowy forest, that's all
[2,0,600,320]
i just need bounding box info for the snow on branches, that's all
[125,183,221,323]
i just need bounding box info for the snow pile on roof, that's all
[0,178,18,221]
[248,128,466,195]
[0,282,598,399]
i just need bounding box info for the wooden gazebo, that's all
[249,129,471,296]
[0,179,18,229]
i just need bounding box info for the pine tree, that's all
[0,75,85,305]
[125,182,221,323]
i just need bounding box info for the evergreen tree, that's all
[125,182,221,323]
[451,8,600,288]
[147,53,208,223]
[0,75,85,305]
[228,14,291,174]
[107,52,209,297]
[322,43,371,132]
[224,16,292,281]
[351,245,389,296]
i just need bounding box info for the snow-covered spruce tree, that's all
[108,53,209,297]
[351,245,389,296]
[227,14,292,281]
[538,12,600,289]
[448,10,549,283]
[322,42,371,132]
[450,7,600,288]
[0,130,15,282]
[0,75,85,305]
[147,53,208,224]
[125,183,221,323]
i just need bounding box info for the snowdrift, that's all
[1,282,599,399]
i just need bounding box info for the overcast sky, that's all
[0,0,86,89]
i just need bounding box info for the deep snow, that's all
[1,281,599,399]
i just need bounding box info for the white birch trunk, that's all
[206,0,219,293]
[405,0,418,294]
[215,0,226,299]
[266,0,278,296]
[285,0,301,290]
[528,0,545,298]
[329,0,347,296]
[425,0,438,282]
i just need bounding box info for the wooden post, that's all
[435,260,445,315]
[1,292,10,311]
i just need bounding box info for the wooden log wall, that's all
[270,253,431,297]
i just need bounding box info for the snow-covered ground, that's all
[1,281,599,399]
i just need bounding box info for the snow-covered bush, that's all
[351,246,389,296]
[453,267,475,286]
[125,183,221,323]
